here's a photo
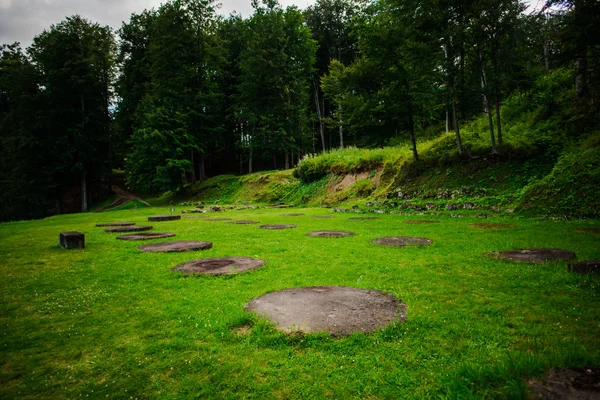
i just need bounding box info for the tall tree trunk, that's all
[284,150,289,170]
[313,77,326,152]
[248,148,253,174]
[452,101,463,155]
[272,152,277,169]
[338,103,343,149]
[495,91,503,147]
[81,168,88,212]
[480,59,497,154]
[404,79,419,161]
[190,149,196,184]
[446,107,450,133]
[198,152,205,183]
[574,0,588,98]
[239,149,244,175]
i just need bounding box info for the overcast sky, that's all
[0,0,316,49]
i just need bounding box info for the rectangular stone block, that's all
[59,231,85,249]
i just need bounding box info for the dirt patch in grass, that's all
[372,236,433,247]
[573,228,600,234]
[490,248,576,263]
[96,222,135,227]
[232,324,253,336]
[403,220,440,224]
[528,367,600,399]
[116,232,175,240]
[226,220,259,224]
[172,257,266,276]
[148,215,181,222]
[305,230,355,238]
[469,223,515,229]
[348,217,379,221]
[259,224,297,230]
[105,225,152,233]
[137,241,212,252]
[245,286,406,337]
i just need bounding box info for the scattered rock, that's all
[463,202,476,209]
[210,205,222,212]
[245,286,407,337]
[372,236,433,247]
[445,203,460,210]
[138,240,212,252]
[172,256,266,276]
[425,203,438,210]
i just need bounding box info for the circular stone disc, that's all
[278,213,304,216]
[245,286,407,337]
[348,217,379,220]
[470,223,515,229]
[206,218,233,221]
[117,232,175,241]
[172,256,266,276]
[372,236,433,247]
[573,228,600,234]
[137,240,212,252]
[226,220,259,224]
[184,215,207,219]
[311,215,335,219]
[148,215,181,222]
[493,248,576,263]
[96,222,135,227]
[306,230,355,238]
[403,220,440,224]
[259,224,297,230]
[105,225,152,233]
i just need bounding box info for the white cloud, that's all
[0,0,315,49]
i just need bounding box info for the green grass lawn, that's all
[1,207,599,398]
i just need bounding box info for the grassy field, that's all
[1,206,599,398]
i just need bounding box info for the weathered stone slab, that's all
[528,367,600,400]
[95,222,135,227]
[305,230,355,238]
[138,240,212,252]
[372,236,433,247]
[348,217,379,220]
[226,220,259,224]
[568,261,600,274]
[59,231,85,249]
[172,257,266,276]
[259,224,297,230]
[278,213,304,216]
[245,286,407,337]
[148,215,181,222]
[490,248,576,263]
[105,225,152,233]
[403,220,440,224]
[116,232,175,241]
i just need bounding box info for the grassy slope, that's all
[1,207,599,398]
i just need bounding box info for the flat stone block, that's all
[59,231,85,249]
[568,261,600,274]
[148,215,181,222]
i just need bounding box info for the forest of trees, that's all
[0,0,598,220]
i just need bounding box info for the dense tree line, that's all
[1,0,598,220]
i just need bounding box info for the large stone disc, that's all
[470,223,515,229]
[105,225,152,233]
[311,215,335,219]
[245,286,407,337]
[372,236,433,247]
[279,213,304,216]
[172,257,266,276]
[117,232,175,241]
[226,220,259,225]
[305,230,355,238]
[148,215,181,222]
[259,224,297,230]
[137,240,212,252]
[403,220,440,224]
[348,217,379,221]
[96,222,135,227]
[206,218,233,221]
[491,248,576,263]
